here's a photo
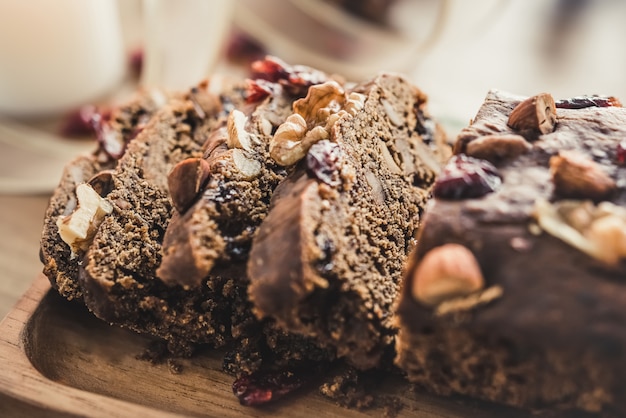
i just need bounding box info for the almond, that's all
[465,134,531,162]
[507,93,556,136]
[550,150,616,201]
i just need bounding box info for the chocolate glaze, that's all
[396,89,626,415]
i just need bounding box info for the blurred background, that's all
[1,0,626,316]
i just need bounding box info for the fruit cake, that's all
[41,81,242,353]
[247,73,449,370]
[40,88,171,300]
[395,90,626,415]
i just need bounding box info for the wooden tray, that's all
[0,275,528,417]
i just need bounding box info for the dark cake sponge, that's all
[247,73,449,370]
[41,89,169,300]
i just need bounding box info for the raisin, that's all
[432,154,502,199]
[618,141,626,166]
[306,140,342,186]
[555,95,622,109]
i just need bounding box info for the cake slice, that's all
[395,90,626,415]
[156,57,336,369]
[74,85,245,352]
[247,73,449,370]
[41,89,170,300]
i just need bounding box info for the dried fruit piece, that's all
[555,95,622,109]
[306,140,342,186]
[412,243,485,307]
[251,56,328,96]
[507,93,556,135]
[245,79,280,104]
[232,367,312,406]
[617,141,626,166]
[432,154,502,199]
[59,105,99,138]
[550,150,616,201]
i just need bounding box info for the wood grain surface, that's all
[0,275,531,418]
[0,195,50,319]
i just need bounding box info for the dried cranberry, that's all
[250,56,328,97]
[128,47,143,80]
[225,30,266,64]
[306,140,342,186]
[232,369,308,406]
[245,79,279,104]
[618,140,626,166]
[555,95,622,109]
[60,105,99,138]
[432,154,502,199]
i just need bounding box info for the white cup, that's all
[0,0,126,117]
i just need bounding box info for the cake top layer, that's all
[398,90,626,351]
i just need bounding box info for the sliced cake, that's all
[41,88,170,300]
[247,73,449,370]
[395,90,626,415]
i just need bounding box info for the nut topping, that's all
[465,134,531,163]
[269,113,309,166]
[227,109,254,151]
[231,149,262,180]
[411,244,485,307]
[87,170,115,197]
[168,158,211,214]
[57,183,114,255]
[507,93,556,135]
[269,82,366,166]
[550,150,616,201]
[533,199,626,265]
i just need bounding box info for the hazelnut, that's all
[465,134,531,162]
[168,158,211,214]
[550,150,616,201]
[412,244,485,307]
[507,93,556,136]
[57,183,114,254]
[87,169,115,197]
[586,215,626,265]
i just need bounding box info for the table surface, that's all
[0,195,50,319]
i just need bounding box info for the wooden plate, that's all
[0,275,527,417]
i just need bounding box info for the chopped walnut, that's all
[270,81,360,166]
[57,183,114,255]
